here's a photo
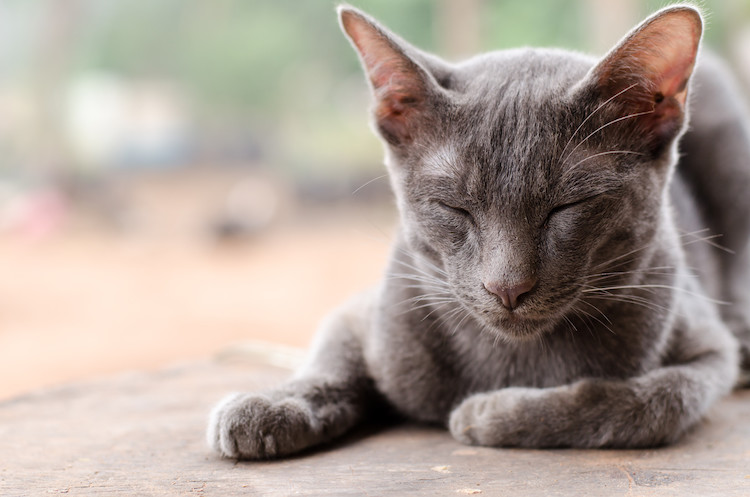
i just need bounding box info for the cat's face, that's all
[341,6,701,339]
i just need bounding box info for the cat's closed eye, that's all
[543,195,602,228]
[435,201,476,225]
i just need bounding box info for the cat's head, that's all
[339,5,702,339]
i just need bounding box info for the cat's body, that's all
[208,5,749,458]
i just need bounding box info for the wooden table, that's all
[2,350,749,496]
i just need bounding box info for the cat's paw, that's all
[448,389,529,447]
[207,393,319,459]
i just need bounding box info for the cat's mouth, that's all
[484,311,558,341]
[476,286,582,341]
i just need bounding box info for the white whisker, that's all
[566,150,644,171]
[562,109,655,165]
[573,305,616,335]
[557,83,639,165]
[351,174,389,196]
[582,283,727,304]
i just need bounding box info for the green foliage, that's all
[2,0,743,176]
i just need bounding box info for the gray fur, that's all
[208,4,748,458]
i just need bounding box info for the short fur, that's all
[208,4,749,458]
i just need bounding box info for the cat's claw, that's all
[207,392,319,459]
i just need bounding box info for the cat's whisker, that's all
[591,244,653,272]
[395,299,457,318]
[584,294,673,316]
[568,307,598,341]
[566,150,644,172]
[592,228,714,273]
[572,304,616,335]
[351,174,389,196]
[557,82,639,165]
[680,232,735,254]
[389,284,452,298]
[390,258,447,281]
[562,109,655,165]
[450,309,473,337]
[561,314,579,336]
[422,300,462,322]
[389,261,449,289]
[582,283,728,305]
[407,299,459,311]
[584,265,678,280]
[579,283,677,315]
[431,305,467,332]
[582,267,681,287]
[536,329,551,360]
[388,265,448,286]
[390,247,449,277]
[357,230,450,279]
[406,298,457,310]
[402,292,455,304]
[391,283,452,294]
[387,272,447,283]
[576,298,613,325]
[387,277,450,291]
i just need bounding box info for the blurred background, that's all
[0,0,748,399]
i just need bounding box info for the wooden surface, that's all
[1,352,749,496]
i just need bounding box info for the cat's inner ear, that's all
[339,6,434,146]
[589,6,702,146]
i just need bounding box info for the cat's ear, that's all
[338,6,438,146]
[588,5,702,148]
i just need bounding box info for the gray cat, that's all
[208,4,750,458]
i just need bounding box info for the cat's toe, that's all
[449,393,493,445]
[449,389,531,447]
[448,404,476,445]
[207,392,260,458]
[208,393,318,459]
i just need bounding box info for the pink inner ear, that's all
[340,9,428,145]
[636,15,701,106]
[597,9,702,108]
[340,10,423,95]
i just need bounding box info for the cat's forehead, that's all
[450,50,594,148]
[431,50,597,181]
[453,48,593,101]
[414,51,614,207]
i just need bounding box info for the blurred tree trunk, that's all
[435,0,482,61]
[32,0,84,176]
[725,0,750,94]
[583,0,638,54]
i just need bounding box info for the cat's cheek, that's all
[419,217,475,255]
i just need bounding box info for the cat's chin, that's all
[485,313,558,342]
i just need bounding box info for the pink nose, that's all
[484,278,537,310]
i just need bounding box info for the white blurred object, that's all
[733,25,750,94]
[65,73,190,169]
[0,185,67,239]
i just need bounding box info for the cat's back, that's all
[672,54,750,271]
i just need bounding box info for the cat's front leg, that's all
[208,292,378,459]
[449,341,738,448]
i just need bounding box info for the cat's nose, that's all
[484,278,537,310]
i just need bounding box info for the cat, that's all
[208,3,750,458]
